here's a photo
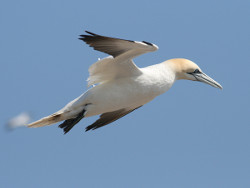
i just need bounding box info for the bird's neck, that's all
[140,62,177,93]
[164,60,184,80]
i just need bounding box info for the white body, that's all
[61,60,176,118]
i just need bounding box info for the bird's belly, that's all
[84,79,162,117]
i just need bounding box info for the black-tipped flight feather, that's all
[79,31,158,57]
[85,106,142,131]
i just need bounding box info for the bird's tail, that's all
[28,113,65,128]
[28,109,86,134]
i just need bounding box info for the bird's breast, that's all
[82,70,175,116]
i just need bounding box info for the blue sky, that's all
[1,0,250,187]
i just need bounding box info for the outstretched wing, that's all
[79,31,159,86]
[85,106,142,131]
[79,31,158,58]
[87,56,140,86]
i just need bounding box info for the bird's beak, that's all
[193,72,223,89]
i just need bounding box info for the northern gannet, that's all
[28,31,222,134]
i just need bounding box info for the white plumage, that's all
[28,31,222,134]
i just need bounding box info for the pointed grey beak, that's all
[193,72,223,89]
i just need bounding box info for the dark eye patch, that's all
[193,69,200,73]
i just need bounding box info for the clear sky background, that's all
[1,0,249,187]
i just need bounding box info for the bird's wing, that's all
[79,31,158,58]
[85,106,142,131]
[87,57,139,86]
[79,31,158,86]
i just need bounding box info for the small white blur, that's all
[6,112,32,130]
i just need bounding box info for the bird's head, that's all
[168,58,222,89]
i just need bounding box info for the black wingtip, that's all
[85,31,98,36]
[85,126,92,132]
[78,31,99,42]
[78,37,85,41]
[142,41,153,46]
[78,34,91,42]
[85,124,99,132]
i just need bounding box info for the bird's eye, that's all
[193,69,200,73]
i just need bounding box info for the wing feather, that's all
[87,57,141,86]
[80,31,159,86]
[85,106,142,131]
[79,31,158,57]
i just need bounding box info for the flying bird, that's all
[28,31,222,134]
